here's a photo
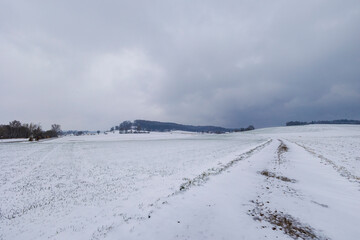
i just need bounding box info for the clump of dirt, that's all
[260,170,297,183]
[278,143,289,153]
[249,200,329,240]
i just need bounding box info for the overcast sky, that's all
[1,0,359,130]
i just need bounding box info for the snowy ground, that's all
[1,125,359,239]
[0,138,28,143]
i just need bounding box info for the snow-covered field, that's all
[1,125,360,239]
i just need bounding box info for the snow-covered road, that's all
[1,125,359,239]
[116,135,360,240]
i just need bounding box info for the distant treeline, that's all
[286,119,360,126]
[110,120,255,133]
[0,120,61,140]
[62,130,98,136]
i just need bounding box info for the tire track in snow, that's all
[145,139,273,217]
[249,139,330,240]
[175,139,272,194]
[89,139,273,238]
[290,141,360,185]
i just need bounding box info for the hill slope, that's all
[133,120,231,133]
[114,120,255,133]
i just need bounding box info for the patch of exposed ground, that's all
[249,199,329,240]
[2,199,53,220]
[260,170,297,183]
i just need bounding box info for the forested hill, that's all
[112,120,255,133]
[134,120,230,133]
[286,119,360,126]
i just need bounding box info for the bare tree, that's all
[29,123,37,135]
[33,124,43,140]
[51,124,62,137]
[9,120,21,128]
[9,120,21,138]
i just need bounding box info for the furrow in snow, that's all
[175,139,272,194]
[291,141,360,185]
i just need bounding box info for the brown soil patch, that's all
[249,200,329,240]
[260,170,297,183]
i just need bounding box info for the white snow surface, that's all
[0,138,28,143]
[1,125,360,239]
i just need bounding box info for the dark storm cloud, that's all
[1,0,359,129]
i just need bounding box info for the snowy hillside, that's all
[1,125,359,239]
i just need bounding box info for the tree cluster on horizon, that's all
[0,120,62,141]
[286,119,360,126]
[109,120,255,134]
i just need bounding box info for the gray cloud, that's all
[1,0,359,130]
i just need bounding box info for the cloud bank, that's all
[1,0,359,130]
